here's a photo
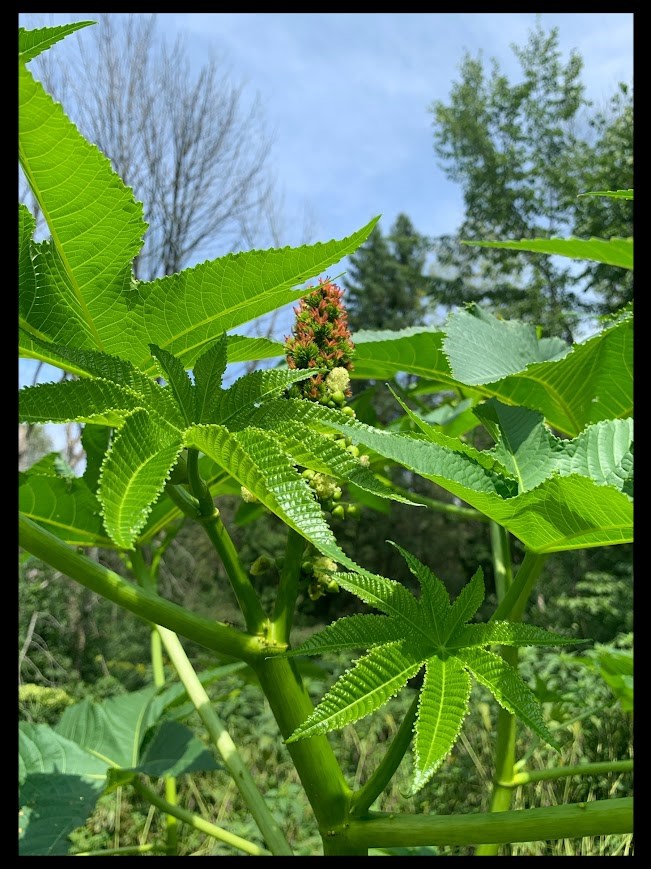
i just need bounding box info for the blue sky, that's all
[20,12,633,250]
[19,12,633,412]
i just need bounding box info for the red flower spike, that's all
[285,278,355,402]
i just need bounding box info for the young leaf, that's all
[150,343,196,424]
[286,546,585,792]
[411,656,472,794]
[193,335,228,423]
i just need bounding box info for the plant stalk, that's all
[155,626,293,856]
[341,798,632,848]
[510,759,633,787]
[350,692,420,817]
[476,527,520,855]
[251,653,357,842]
[18,515,260,662]
[270,527,306,645]
[165,483,267,634]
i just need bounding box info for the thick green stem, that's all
[476,528,521,856]
[19,515,261,662]
[475,652,518,856]
[200,511,268,633]
[510,759,633,787]
[165,483,267,634]
[341,798,632,848]
[155,627,293,856]
[491,550,549,623]
[251,654,352,834]
[270,528,306,645]
[131,778,270,856]
[186,448,215,517]
[350,692,419,817]
[490,521,512,603]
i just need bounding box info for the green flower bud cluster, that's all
[301,555,340,601]
[300,468,361,520]
[249,554,275,576]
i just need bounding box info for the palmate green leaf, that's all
[451,621,586,651]
[19,205,36,307]
[350,327,458,385]
[462,236,633,270]
[19,722,108,786]
[284,614,406,658]
[19,723,107,856]
[476,399,633,494]
[98,410,184,548]
[388,541,449,643]
[19,62,148,358]
[298,411,632,552]
[287,546,576,790]
[19,471,115,548]
[348,310,632,437]
[224,334,285,364]
[477,311,632,437]
[208,368,317,428]
[128,217,380,374]
[19,22,95,62]
[55,685,165,770]
[248,399,516,493]
[444,567,484,638]
[386,389,511,477]
[81,425,112,492]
